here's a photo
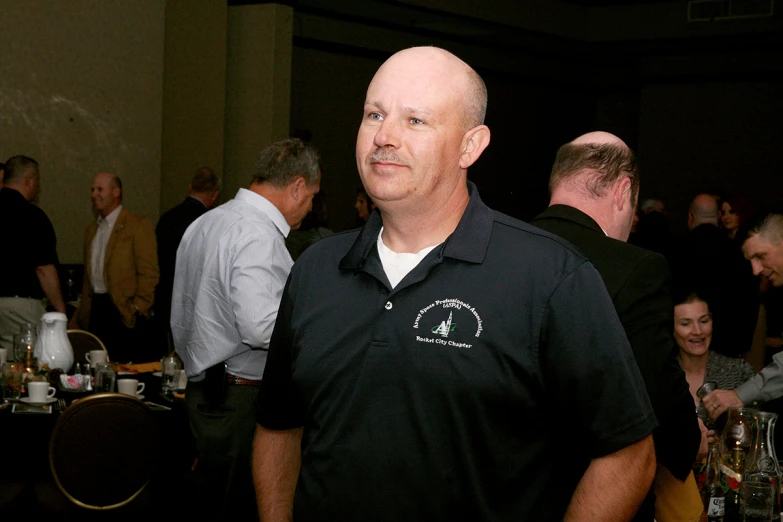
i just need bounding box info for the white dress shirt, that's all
[171,189,292,381]
[90,205,122,293]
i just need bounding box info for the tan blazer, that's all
[77,208,159,329]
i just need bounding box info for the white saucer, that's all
[152,371,162,377]
[21,397,57,405]
[135,394,145,400]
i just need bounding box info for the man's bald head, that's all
[376,47,487,131]
[688,193,719,229]
[549,131,639,201]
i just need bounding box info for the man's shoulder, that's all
[490,210,591,265]
[157,199,204,230]
[121,208,154,228]
[295,228,361,264]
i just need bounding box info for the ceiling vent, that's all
[688,0,774,21]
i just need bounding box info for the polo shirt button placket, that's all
[384,301,392,310]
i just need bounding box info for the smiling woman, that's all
[675,289,756,408]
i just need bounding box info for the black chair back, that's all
[49,393,159,509]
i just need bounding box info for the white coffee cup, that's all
[28,381,56,403]
[0,348,7,365]
[117,379,145,397]
[85,350,107,366]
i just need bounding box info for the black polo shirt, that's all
[257,182,656,521]
[0,188,59,298]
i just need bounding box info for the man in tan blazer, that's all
[71,172,159,363]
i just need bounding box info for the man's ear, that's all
[614,177,632,211]
[459,125,491,170]
[290,177,307,200]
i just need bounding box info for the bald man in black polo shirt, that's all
[253,47,657,522]
[0,155,66,352]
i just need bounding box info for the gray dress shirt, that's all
[171,189,292,381]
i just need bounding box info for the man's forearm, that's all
[36,264,66,313]
[253,424,303,522]
[564,435,656,522]
[735,350,783,404]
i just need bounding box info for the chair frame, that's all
[66,329,109,362]
[49,392,155,510]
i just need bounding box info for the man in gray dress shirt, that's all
[703,209,783,417]
[172,138,320,517]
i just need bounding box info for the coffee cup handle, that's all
[85,352,92,364]
[47,386,56,398]
[137,382,146,395]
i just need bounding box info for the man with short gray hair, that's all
[172,137,320,517]
[704,207,783,415]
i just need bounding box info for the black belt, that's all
[226,374,262,386]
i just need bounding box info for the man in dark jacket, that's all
[532,131,704,522]
[155,167,220,348]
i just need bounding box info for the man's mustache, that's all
[370,148,406,166]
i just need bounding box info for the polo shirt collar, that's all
[340,181,493,270]
[234,188,291,238]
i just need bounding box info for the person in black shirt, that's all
[155,167,220,351]
[253,47,657,522]
[0,155,66,352]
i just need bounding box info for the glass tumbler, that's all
[161,355,182,396]
[1,362,23,402]
[94,362,117,393]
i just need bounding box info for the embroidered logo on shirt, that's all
[413,298,483,349]
[431,312,456,337]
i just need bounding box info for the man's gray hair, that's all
[191,167,221,193]
[3,155,39,184]
[747,212,783,245]
[252,138,320,187]
[549,142,639,201]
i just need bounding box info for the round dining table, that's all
[0,369,195,516]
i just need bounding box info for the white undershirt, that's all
[376,228,440,288]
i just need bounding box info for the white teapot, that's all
[34,312,74,372]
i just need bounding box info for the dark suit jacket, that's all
[532,205,700,480]
[155,196,208,325]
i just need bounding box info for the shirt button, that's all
[385,301,393,310]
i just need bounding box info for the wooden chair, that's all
[49,393,160,510]
[66,329,108,365]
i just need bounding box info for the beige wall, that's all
[224,4,293,199]
[0,0,165,264]
[161,0,227,213]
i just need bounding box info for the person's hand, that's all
[696,418,709,462]
[706,429,718,446]
[703,389,743,420]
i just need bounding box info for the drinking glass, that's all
[161,355,182,396]
[95,362,117,393]
[1,362,23,402]
[741,481,774,521]
[14,322,37,362]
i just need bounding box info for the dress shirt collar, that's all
[98,205,122,228]
[233,188,291,238]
